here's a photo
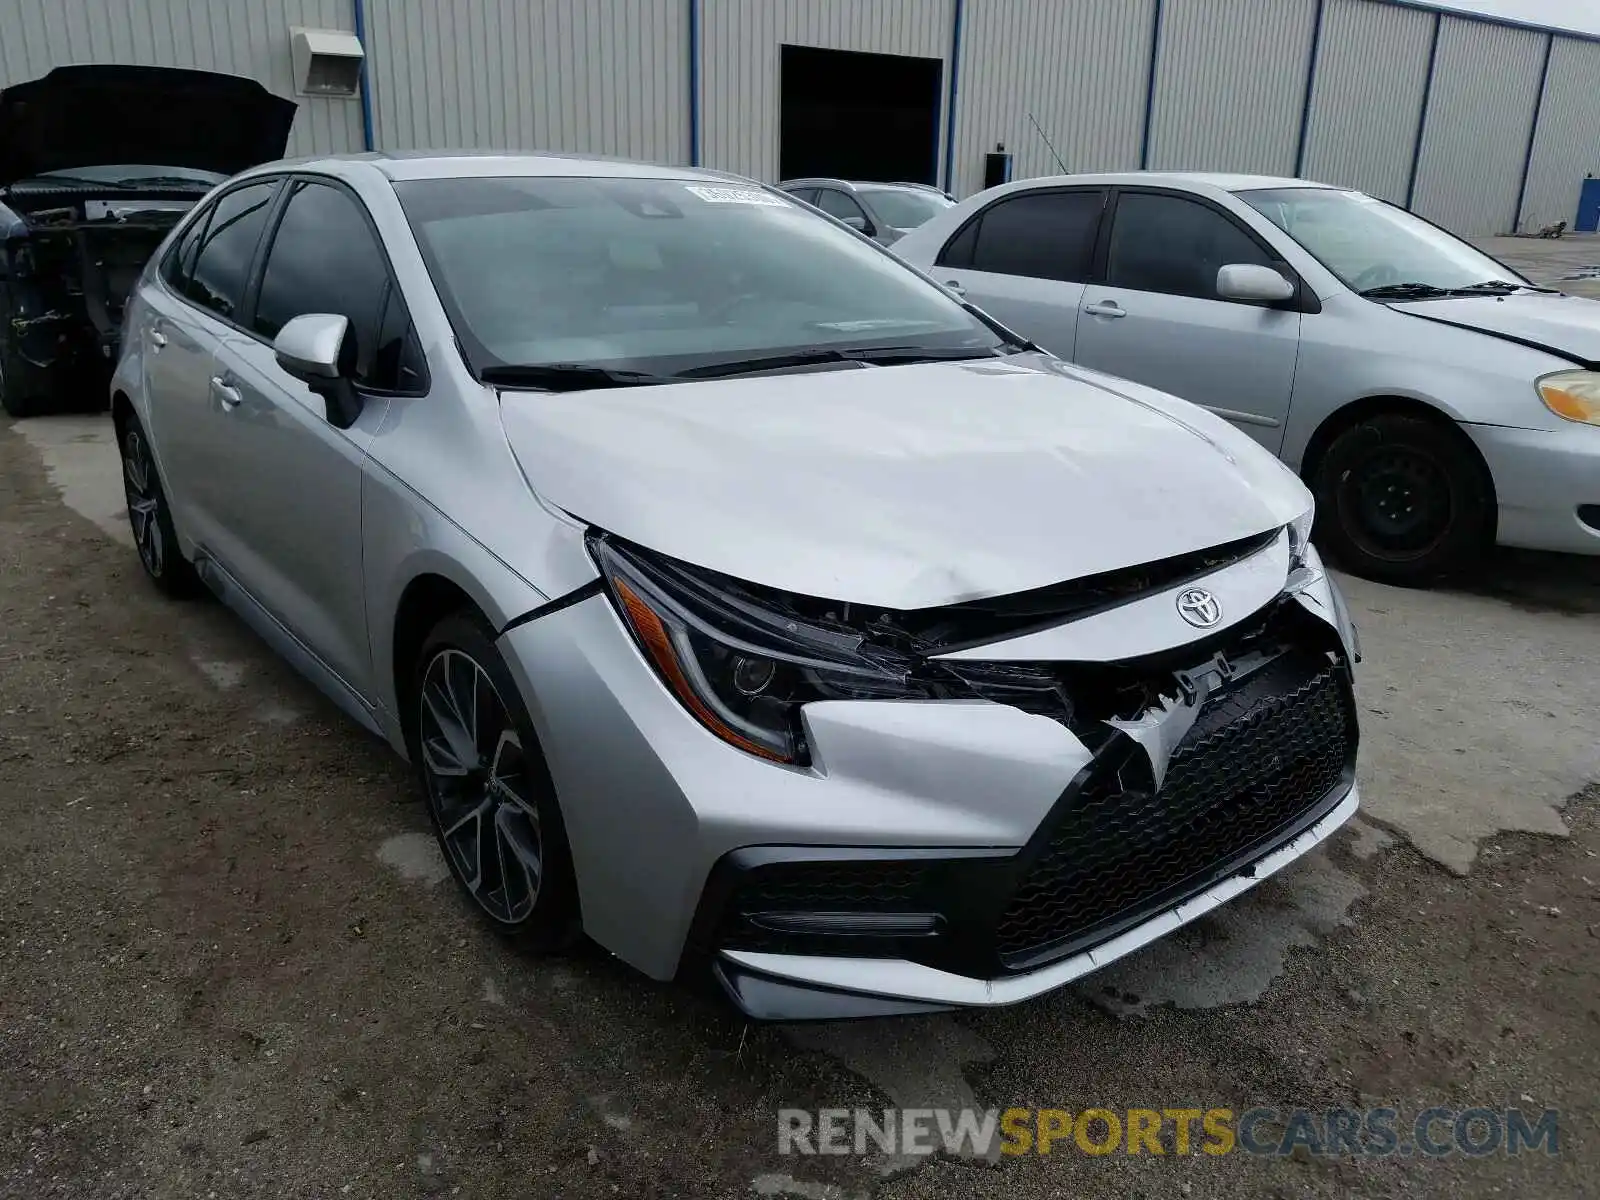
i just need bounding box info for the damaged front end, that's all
[589,525,1362,1012]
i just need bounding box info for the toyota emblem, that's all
[1176,587,1222,628]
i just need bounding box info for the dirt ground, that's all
[1,401,1597,1199]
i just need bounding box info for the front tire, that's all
[1311,413,1494,585]
[411,611,581,952]
[120,415,200,597]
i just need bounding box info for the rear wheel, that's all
[120,415,200,597]
[0,283,57,418]
[1311,412,1494,585]
[412,611,581,952]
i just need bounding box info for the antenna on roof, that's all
[1027,112,1067,175]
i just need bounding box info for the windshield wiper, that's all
[677,344,1002,380]
[481,363,677,391]
[1359,282,1453,299]
[1455,279,1559,294]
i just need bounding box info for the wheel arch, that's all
[1298,394,1497,511]
[390,571,483,752]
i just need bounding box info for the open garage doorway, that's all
[779,45,942,184]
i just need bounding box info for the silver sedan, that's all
[893,172,1600,583]
[112,153,1360,1020]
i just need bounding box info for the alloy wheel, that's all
[122,428,165,576]
[417,648,544,924]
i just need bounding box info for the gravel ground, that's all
[3,310,1598,1198]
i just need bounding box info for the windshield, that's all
[395,175,1001,378]
[39,164,225,186]
[859,187,953,230]
[1238,187,1528,293]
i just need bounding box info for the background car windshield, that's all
[395,175,997,374]
[858,187,952,229]
[1238,187,1527,291]
[40,164,225,186]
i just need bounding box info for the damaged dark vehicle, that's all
[0,65,294,416]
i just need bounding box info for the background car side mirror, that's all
[1216,263,1296,304]
[273,312,363,430]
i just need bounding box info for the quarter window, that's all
[946,191,1103,283]
[1105,192,1273,300]
[183,182,278,320]
[815,188,869,226]
[253,180,412,390]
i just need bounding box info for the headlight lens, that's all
[592,536,936,764]
[1287,506,1316,566]
[1536,370,1600,425]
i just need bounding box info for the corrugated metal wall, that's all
[1518,34,1600,234]
[1145,0,1317,175]
[0,0,362,156]
[698,0,953,183]
[362,0,687,162]
[1299,0,1434,204]
[1411,15,1545,235]
[952,0,1152,198]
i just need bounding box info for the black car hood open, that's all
[0,65,297,187]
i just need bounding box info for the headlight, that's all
[591,536,939,764]
[1536,370,1600,425]
[1287,506,1316,566]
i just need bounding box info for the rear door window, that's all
[182,181,278,322]
[815,188,869,225]
[959,190,1104,282]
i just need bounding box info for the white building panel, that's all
[0,0,363,156]
[1145,0,1317,175]
[1411,15,1545,235]
[1518,35,1600,233]
[699,0,953,183]
[363,0,688,163]
[1300,0,1435,203]
[952,0,1153,198]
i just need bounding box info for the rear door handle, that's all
[210,375,243,410]
[1082,300,1126,318]
[944,279,966,297]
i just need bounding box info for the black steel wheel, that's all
[120,416,199,597]
[1312,411,1494,585]
[413,611,580,949]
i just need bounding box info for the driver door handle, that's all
[1083,299,1126,318]
[944,279,966,297]
[210,375,243,411]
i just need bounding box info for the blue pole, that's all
[942,0,964,194]
[1293,0,1325,178]
[352,0,376,152]
[1405,12,1442,211]
[688,0,701,166]
[1139,0,1164,169]
[1513,33,1554,234]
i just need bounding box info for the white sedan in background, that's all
[894,173,1600,584]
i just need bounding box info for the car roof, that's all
[988,169,1334,195]
[234,150,757,186]
[779,177,944,193]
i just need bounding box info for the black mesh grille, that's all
[717,859,937,952]
[994,650,1355,966]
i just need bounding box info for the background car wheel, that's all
[412,611,581,953]
[1311,412,1494,585]
[0,283,58,419]
[120,416,200,597]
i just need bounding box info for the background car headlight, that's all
[591,536,937,764]
[1536,370,1600,425]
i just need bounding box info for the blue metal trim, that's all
[1293,0,1326,177]
[1405,12,1442,211]
[1368,0,1600,48]
[352,0,376,152]
[1512,32,1554,233]
[942,0,964,194]
[688,0,701,166]
[1139,0,1164,169]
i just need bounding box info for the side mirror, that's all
[1216,263,1295,304]
[273,312,363,430]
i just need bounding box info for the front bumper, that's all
[1466,420,1600,555]
[498,538,1362,1018]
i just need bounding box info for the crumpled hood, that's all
[0,65,296,187]
[499,354,1311,609]
[1393,292,1600,364]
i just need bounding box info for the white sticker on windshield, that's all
[684,184,787,207]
